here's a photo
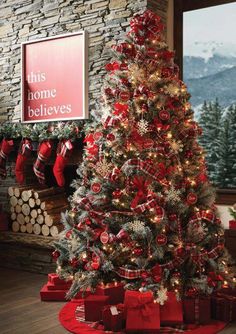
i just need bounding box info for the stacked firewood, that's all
[8,186,68,237]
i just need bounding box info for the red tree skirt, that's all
[59,300,227,334]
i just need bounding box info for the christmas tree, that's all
[53,10,234,301]
[198,99,223,186]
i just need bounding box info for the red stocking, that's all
[0,139,14,178]
[53,139,73,187]
[15,139,32,184]
[33,140,52,184]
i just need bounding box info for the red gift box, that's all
[46,281,71,291]
[102,305,124,332]
[183,296,211,324]
[124,290,160,333]
[40,284,67,301]
[160,292,183,326]
[48,273,71,285]
[211,294,236,322]
[96,282,125,304]
[229,220,236,229]
[84,295,109,321]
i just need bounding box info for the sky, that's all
[183,3,236,45]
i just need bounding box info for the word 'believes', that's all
[27,71,72,118]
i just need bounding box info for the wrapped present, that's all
[102,304,124,332]
[160,292,183,326]
[211,294,236,322]
[229,220,236,229]
[84,295,109,321]
[48,273,71,285]
[46,281,71,291]
[183,296,211,324]
[124,290,160,333]
[40,284,67,301]
[96,282,125,304]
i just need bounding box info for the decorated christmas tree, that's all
[53,10,234,302]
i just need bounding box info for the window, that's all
[174,0,236,203]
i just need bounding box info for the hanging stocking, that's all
[15,139,32,184]
[33,140,53,184]
[0,138,14,178]
[53,139,73,187]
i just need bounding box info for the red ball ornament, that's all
[159,110,170,121]
[156,234,167,245]
[70,258,79,268]
[91,262,100,270]
[143,138,154,149]
[112,189,122,199]
[91,182,102,193]
[100,231,109,244]
[187,193,198,205]
[52,250,60,261]
[107,133,115,141]
[133,248,143,256]
[119,91,130,101]
[93,132,103,141]
[104,87,113,96]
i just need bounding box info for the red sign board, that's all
[21,31,88,123]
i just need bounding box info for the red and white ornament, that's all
[187,192,198,205]
[119,91,130,101]
[159,110,170,121]
[100,231,109,244]
[93,132,103,141]
[156,234,167,245]
[143,138,154,149]
[91,182,102,193]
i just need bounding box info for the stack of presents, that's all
[41,274,236,332]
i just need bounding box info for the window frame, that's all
[174,0,236,204]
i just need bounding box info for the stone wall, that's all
[0,0,168,122]
[0,0,168,211]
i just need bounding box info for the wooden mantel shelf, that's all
[0,231,58,274]
[0,231,56,249]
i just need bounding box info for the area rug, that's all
[59,300,227,334]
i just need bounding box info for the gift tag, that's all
[110,306,119,315]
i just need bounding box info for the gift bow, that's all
[127,293,155,318]
[131,175,151,209]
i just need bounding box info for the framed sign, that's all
[21,31,88,123]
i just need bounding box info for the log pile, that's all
[8,186,68,237]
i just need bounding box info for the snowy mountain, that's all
[184,41,236,61]
[183,41,236,108]
[185,66,236,108]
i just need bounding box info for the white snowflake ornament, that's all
[165,83,179,97]
[129,220,146,233]
[156,286,168,305]
[165,185,181,203]
[137,119,149,136]
[170,140,183,154]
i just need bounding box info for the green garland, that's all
[0,120,86,142]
